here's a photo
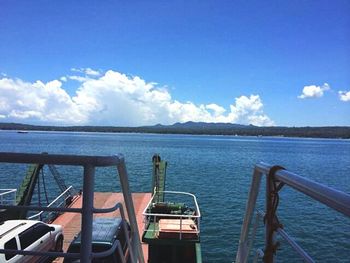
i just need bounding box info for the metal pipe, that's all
[0,152,121,167]
[235,169,263,263]
[142,191,201,218]
[0,189,17,195]
[116,241,127,263]
[0,204,84,213]
[117,156,145,263]
[264,167,277,263]
[180,217,183,240]
[119,204,136,263]
[28,186,74,219]
[246,211,263,262]
[256,163,350,217]
[80,165,95,262]
[276,228,315,263]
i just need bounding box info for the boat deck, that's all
[52,192,151,262]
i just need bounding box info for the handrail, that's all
[27,186,74,220]
[255,162,350,217]
[0,189,16,205]
[0,189,17,195]
[235,162,350,263]
[0,152,144,263]
[143,190,201,218]
[142,191,201,240]
[0,152,121,166]
[254,210,315,263]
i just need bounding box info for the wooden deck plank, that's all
[52,192,151,262]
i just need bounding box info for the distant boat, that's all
[17,131,28,134]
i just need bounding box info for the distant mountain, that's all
[143,121,253,129]
[171,121,251,129]
[0,122,350,139]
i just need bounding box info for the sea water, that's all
[0,131,349,262]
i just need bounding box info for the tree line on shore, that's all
[1,122,349,139]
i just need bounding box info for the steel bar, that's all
[235,169,263,263]
[0,204,83,213]
[277,228,315,263]
[0,152,121,167]
[246,211,263,262]
[119,205,136,263]
[80,165,95,262]
[28,186,73,219]
[264,167,278,263]
[256,162,350,217]
[117,156,145,263]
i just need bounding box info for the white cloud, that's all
[206,104,226,116]
[68,75,90,82]
[71,67,100,76]
[0,78,87,124]
[84,68,101,76]
[298,83,330,99]
[339,90,350,102]
[0,70,274,126]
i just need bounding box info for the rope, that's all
[263,165,285,262]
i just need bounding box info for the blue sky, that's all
[0,1,349,126]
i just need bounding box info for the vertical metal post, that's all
[80,165,95,263]
[179,216,182,240]
[117,159,145,263]
[235,169,263,263]
[263,171,275,263]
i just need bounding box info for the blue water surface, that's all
[0,131,349,262]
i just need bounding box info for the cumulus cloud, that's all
[298,83,330,99]
[206,104,226,117]
[0,70,274,126]
[0,78,87,124]
[339,90,350,102]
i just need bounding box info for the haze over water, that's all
[0,131,349,262]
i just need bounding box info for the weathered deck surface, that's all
[52,192,151,262]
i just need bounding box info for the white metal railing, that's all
[142,191,201,240]
[0,189,17,205]
[0,152,144,263]
[28,186,74,220]
[235,162,350,263]
[247,210,316,263]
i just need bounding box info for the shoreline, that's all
[1,128,349,141]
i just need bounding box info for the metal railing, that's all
[0,189,17,205]
[27,185,74,221]
[142,191,201,240]
[0,152,145,263]
[235,162,350,263]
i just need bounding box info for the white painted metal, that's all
[28,186,74,220]
[235,169,263,263]
[142,190,201,238]
[0,189,16,205]
[0,152,144,263]
[235,162,350,263]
